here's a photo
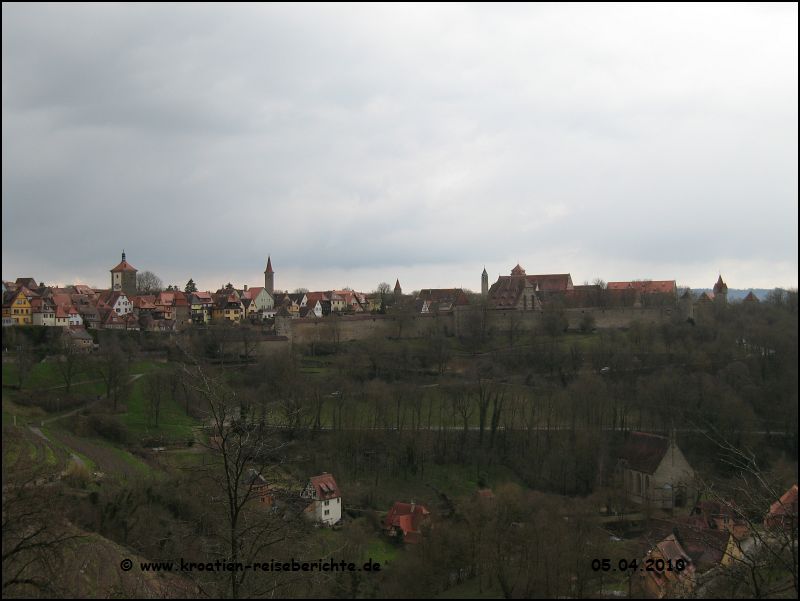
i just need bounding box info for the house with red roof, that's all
[383,501,431,544]
[764,484,798,531]
[31,297,57,327]
[638,533,696,598]
[97,290,133,317]
[189,291,213,324]
[414,289,470,314]
[242,286,274,318]
[606,280,677,308]
[300,473,342,525]
[617,432,696,510]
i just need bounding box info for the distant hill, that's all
[691,288,773,301]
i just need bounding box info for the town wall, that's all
[276,304,674,344]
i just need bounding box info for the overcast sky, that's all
[3,3,797,293]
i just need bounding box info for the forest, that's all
[2,290,797,599]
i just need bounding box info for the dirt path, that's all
[27,426,86,475]
[35,373,145,426]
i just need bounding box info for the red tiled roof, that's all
[417,289,470,305]
[713,275,728,295]
[15,278,38,289]
[383,502,430,543]
[131,295,156,310]
[242,286,263,300]
[619,432,670,474]
[305,291,329,304]
[769,484,798,518]
[606,280,676,295]
[394,279,401,291]
[110,260,137,272]
[309,473,340,500]
[511,264,526,276]
[265,256,273,274]
[527,273,573,291]
[743,291,759,303]
[487,277,528,309]
[657,534,693,565]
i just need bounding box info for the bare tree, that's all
[182,358,302,598]
[95,340,130,411]
[145,371,166,427]
[2,472,79,596]
[693,432,798,599]
[12,336,35,391]
[53,335,85,395]
[136,271,163,294]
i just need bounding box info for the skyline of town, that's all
[2,251,795,296]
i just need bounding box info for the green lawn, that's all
[363,539,398,565]
[3,361,64,389]
[120,370,199,441]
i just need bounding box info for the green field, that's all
[120,370,199,442]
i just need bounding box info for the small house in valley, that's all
[301,473,341,526]
[383,501,431,544]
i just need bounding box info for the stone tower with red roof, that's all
[110,251,137,297]
[713,275,728,304]
[264,256,274,295]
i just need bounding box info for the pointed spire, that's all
[265,256,273,274]
[482,266,488,276]
[394,278,401,291]
[122,249,126,262]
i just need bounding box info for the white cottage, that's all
[301,472,342,526]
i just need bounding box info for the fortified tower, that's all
[481,267,488,299]
[264,256,274,294]
[713,275,728,304]
[110,251,137,296]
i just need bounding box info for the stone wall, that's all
[275,304,675,344]
[279,313,454,344]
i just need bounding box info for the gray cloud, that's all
[3,3,797,292]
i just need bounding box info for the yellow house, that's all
[211,293,242,323]
[4,288,34,325]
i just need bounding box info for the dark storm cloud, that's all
[3,3,797,291]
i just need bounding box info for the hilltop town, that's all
[3,251,754,342]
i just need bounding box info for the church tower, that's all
[394,278,402,300]
[264,256,274,294]
[481,267,489,299]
